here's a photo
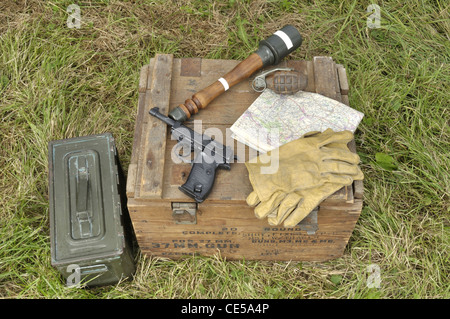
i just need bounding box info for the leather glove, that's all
[245,129,361,206]
[247,138,364,226]
[247,129,363,218]
[246,171,358,221]
[267,170,363,227]
[266,182,351,227]
[248,165,362,222]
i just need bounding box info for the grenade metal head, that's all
[256,25,303,67]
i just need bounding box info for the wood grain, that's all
[127,199,362,261]
[177,53,264,119]
[313,56,337,99]
[137,54,173,199]
[127,54,364,261]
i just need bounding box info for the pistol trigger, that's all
[173,142,193,164]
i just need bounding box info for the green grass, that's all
[0,0,449,299]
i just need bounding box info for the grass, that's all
[0,0,449,299]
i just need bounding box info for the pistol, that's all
[149,107,233,203]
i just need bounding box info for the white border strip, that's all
[218,77,229,91]
[274,30,293,50]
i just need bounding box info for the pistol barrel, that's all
[149,107,176,126]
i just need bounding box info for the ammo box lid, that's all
[48,133,126,266]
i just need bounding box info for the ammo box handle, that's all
[72,155,94,239]
[79,264,108,276]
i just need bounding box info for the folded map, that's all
[230,89,364,153]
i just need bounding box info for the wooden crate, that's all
[126,54,363,261]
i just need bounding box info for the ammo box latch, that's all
[171,202,197,224]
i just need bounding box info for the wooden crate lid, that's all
[127,54,363,203]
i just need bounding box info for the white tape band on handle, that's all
[274,30,293,50]
[218,77,230,91]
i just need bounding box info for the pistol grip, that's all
[179,152,218,203]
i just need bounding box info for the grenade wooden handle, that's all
[168,25,303,122]
[175,53,263,120]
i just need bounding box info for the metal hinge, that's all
[171,202,197,224]
[296,207,318,235]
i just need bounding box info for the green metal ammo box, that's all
[48,133,136,287]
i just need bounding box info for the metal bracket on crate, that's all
[296,207,318,235]
[172,202,197,225]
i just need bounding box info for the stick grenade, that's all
[168,25,303,122]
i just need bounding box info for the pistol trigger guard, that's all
[173,143,193,164]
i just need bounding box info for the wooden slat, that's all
[138,64,149,93]
[335,64,364,200]
[333,62,342,102]
[180,57,202,77]
[133,58,155,198]
[313,56,337,99]
[128,199,362,261]
[126,94,145,198]
[305,60,315,92]
[127,65,150,198]
[336,64,349,95]
[138,54,174,199]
